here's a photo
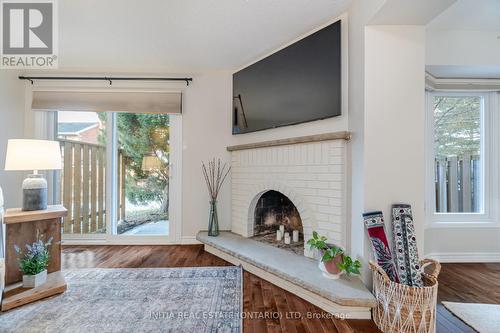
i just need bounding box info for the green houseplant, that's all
[14,234,53,288]
[307,231,361,279]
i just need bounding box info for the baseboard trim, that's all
[62,236,201,246]
[180,236,201,245]
[426,252,500,263]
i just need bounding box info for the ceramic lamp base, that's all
[22,174,48,211]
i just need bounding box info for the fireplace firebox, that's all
[251,190,304,255]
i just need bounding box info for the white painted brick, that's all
[317,189,342,198]
[307,165,330,173]
[316,205,342,215]
[231,140,346,245]
[328,156,344,165]
[329,181,343,190]
[328,215,343,224]
[328,165,343,173]
[300,188,317,196]
[329,198,342,207]
[292,173,317,181]
[315,212,330,222]
[306,180,329,189]
[287,165,308,173]
[330,147,344,157]
[316,173,342,182]
[307,196,329,205]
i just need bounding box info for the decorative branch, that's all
[202,158,231,202]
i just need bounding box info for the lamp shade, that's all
[5,139,62,171]
[141,155,163,171]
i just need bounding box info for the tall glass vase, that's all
[208,200,219,236]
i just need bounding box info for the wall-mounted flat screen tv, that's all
[232,20,341,134]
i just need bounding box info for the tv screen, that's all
[232,20,341,134]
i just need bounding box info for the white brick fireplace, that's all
[199,132,375,318]
[228,133,349,257]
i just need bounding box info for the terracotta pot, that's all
[322,253,343,275]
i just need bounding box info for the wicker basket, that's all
[370,259,441,333]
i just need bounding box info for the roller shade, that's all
[32,91,182,114]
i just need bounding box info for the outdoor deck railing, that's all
[435,154,480,213]
[59,139,126,234]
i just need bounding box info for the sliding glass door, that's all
[115,113,170,236]
[56,111,179,242]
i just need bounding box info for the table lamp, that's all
[4,139,62,211]
[141,155,163,171]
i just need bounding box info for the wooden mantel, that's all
[226,131,351,152]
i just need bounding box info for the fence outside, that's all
[435,154,480,213]
[59,139,126,234]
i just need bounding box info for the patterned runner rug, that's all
[0,267,242,333]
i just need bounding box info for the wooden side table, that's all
[1,205,67,311]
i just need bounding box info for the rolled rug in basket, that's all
[363,211,399,283]
[392,204,423,287]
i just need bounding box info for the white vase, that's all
[22,269,47,288]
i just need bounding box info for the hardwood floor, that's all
[436,263,500,333]
[62,245,500,333]
[62,244,378,333]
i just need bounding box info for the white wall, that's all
[0,72,26,208]
[181,72,233,238]
[425,227,500,261]
[426,29,500,68]
[364,26,426,255]
[347,0,385,284]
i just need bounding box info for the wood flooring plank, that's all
[243,271,255,333]
[270,284,299,333]
[249,273,269,333]
[261,278,283,333]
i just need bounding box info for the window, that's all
[433,95,483,213]
[55,111,179,240]
[116,113,170,236]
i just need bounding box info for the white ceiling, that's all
[57,0,352,72]
[427,0,500,30]
[426,65,500,79]
[425,0,500,79]
[369,0,456,25]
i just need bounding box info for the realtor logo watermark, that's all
[1,0,58,68]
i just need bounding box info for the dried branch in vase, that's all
[202,158,231,202]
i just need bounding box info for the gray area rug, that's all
[0,267,242,333]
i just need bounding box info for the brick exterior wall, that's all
[230,139,346,257]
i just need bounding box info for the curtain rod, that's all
[18,76,193,86]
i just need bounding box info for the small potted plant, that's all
[307,231,361,279]
[14,234,52,288]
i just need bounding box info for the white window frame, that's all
[425,91,499,227]
[25,79,184,244]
